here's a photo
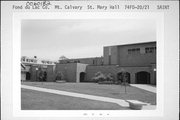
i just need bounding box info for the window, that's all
[22,58,25,62]
[128,48,140,54]
[145,47,156,53]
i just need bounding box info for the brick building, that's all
[55,41,156,85]
[21,56,56,81]
[21,42,156,84]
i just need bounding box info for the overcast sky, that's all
[21,19,156,61]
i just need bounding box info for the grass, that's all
[21,88,129,110]
[22,82,156,105]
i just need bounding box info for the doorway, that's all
[136,71,150,84]
[26,72,31,80]
[80,72,86,82]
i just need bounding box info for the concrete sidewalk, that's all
[21,85,156,110]
[130,84,156,93]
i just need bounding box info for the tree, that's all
[122,71,128,94]
[59,55,68,60]
[119,68,128,94]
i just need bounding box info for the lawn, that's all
[22,82,156,105]
[21,88,129,110]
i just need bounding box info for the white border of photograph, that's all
[13,12,164,117]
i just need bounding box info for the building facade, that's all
[103,42,156,66]
[55,41,156,84]
[99,42,156,84]
[21,56,56,81]
[21,42,156,85]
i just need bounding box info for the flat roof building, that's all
[55,41,156,85]
[103,42,156,66]
[21,42,156,85]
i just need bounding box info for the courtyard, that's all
[21,82,156,110]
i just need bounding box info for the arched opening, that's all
[26,72,31,80]
[117,72,130,83]
[43,71,47,82]
[80,72,86,82]
[136,71,150,84]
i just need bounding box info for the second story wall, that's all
[118,42,156,66]
[103,46,118,65]
[103,42,156,66]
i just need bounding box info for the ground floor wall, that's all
[86,65,156,85]
[46,65,56,82]
[55,63,77,82]
[21,72,26,81]
[76,63,88,83]
[23,63,156,85]
[29,65,56,82]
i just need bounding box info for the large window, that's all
[128,48,140,54]
[145,47,156,53]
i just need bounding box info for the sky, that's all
[21,19,156,61]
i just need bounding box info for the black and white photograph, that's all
[1,1,179,120]
[21,19,157,110]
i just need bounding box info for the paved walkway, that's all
[21,85,155,110]
[130,84,156,93]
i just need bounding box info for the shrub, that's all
[92,72,116,84]
[55,71,64,81]
[106,73,114,81]
[92,71,106,83]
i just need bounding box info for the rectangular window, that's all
[128,48,140,54]
[145,47,156,53]
[128,49,132,54]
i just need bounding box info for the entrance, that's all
[26,72,31,80]
[136,71,150,84]
[80,72,86,82]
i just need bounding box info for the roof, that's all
[21,63,26,70]
[104,41,156,47]
[21,63,28,72]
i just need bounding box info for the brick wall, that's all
[86,65,152,84]
[30,65,39,81]
[56,63,77,82]
[46,65,56,82]
[86,65,118,81]
[103,42,156,67]
[118,42,156,66]
[103,47,109,65]
[30,65,55,82]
